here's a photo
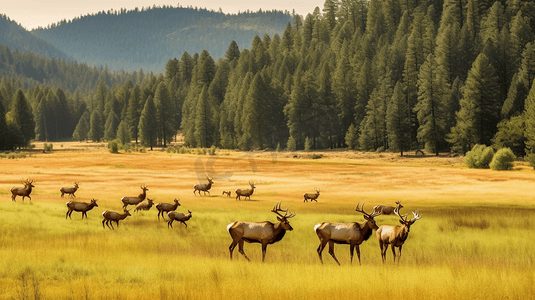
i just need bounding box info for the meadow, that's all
[0,143,534,299]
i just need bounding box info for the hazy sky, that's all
[4,0,326,30]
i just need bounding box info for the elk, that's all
[314,202,382,265]
[227,202,296,262]
[167,210,192,228]
[235,181,255,201]
[222,191,231,197]
[102,208,132,229]
[193,177,213,196]
[60,182,79,198]
[134,198,154,213]
[156,198,181,220]
[10,179,35,202]
[303,187,320,202]
[66,198,98,219]
[376,207,422,263]
[121,185,148,209]
[373,201,403,215]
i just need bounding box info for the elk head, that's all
[141,185,149,191]
[23,179,35,188]
[315,187,320,194]
[355,201,382,230]
[271,202,296,231]
[394,207,422,231]
[249,181,255,189]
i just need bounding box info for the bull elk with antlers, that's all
[102,208,132,229]
[156,199,181,220]
[227,202,296,262]
[66,198,98,219]
[121,185,148,209]
[193,177,213,196]
[373,201,403,215]
[376,207,422,263]
[235,181,255,201]
[10,179,35,202]
[60,182,79,198]
[314,202,382,265]
[303,187,320,202]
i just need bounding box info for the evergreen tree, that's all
[126,85,142,143]
[116,119,132,145]
[154,81,175,147]
[386,81,410,154]
[225,40,241,62]
[72,111,90,142]
[194,85,215,148]
[7,89,35,147]
[88,109,103,142]
[138,96,158,150]
[103,111,119,141]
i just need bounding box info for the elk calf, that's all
[376,207,422,263]
[60,182,79,198]
[156,198,181,220]
[303,187,320,202]
[235,181,255,201]
[10,179,34,202]
[194,177,214,196]
[222,191,231,197]
[102,209,132,229]
[66,198,98,219]
[167,210,192,228]
[134,198,154,212]
[373,201,403,215]
[121,185,148,209]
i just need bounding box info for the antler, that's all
[355,202,382,218]
[408,209,422,223]
[271,202,296,219]
[393,206,409,223]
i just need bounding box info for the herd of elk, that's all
[156,198,181,220]
[227,202,296,262]
[193,177,214,196]
[167,210,193,228]
[235,181,255,201]
[66,198,98,219]
[303,187,320,202]
[314,202,382,265]
[60,182,79,198]
[10,179,34,202]
[121,185,149,209]
[376,206,422,263]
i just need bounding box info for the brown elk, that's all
[235,181,255,201]
[227,202,296,262]
[314,202,382,265]
[102,208,132,229]
[373,201,403,215]
[10,179,35,202]
[66,198,98,219]
[303,187,320,202]
[222,191,231,197]
[121,185,148,209]
[134,198,154,212]
[167,210,192,228]
[193,177,213,196]
[156,198,181,220]
[60,182,79,198]
[376,207,422,263]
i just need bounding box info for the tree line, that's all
[2,0,535,160]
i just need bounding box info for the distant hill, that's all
[0,14,69,60]
[31,6,293,73]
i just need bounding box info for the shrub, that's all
[490,147,516,170]
[463,144,495,168]
[43,143,53,152]
[108,140,119,154]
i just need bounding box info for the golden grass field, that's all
[0,142,534,299]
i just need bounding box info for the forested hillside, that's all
[3,0,535,163]
[31,5,293,72]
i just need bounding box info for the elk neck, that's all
[360,221,375,241]
[269,222,288,244]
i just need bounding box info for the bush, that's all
[108,140,119,154]
[463,144,495,168]
[43,143,53,152]
[490,147,516,170]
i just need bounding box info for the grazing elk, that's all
[376,207,422,263]
[235,181,255,201]
[102,208,132,229]
[373,201,403,215]
[66,198,98,219]
[227,202,296,262]
[134,198,154,213]
[303,187,320,202]
[314,202,382,265]
[10,179,35,202]
[60,182,79,198]
[156,198,181,220]
[121,185,148,209]
[222,191,231,197]
[193,177,214,196]
[167,210,192,228]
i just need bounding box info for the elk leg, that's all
[229,241,238,260]
[238,240,250,261]
[392,245,396,263]
[381,243,389,263]
[181,221,187,228]
[261,243,268,262]
[356,245,361,265]
[397,245,403,263]
[66,210,70,219]
[317,239,328,264]
[328,241,341,266]
[102,219,106,229]
[350,244,355,263]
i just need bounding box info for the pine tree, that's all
[138,96,158,150]
[7,89,35,147]
[386,81,410,154]
[103,111,119,141]
[116,119,132,145]
[126,85,142,143]
[225,40,241,62]
[88,110,103,142]
[524,83,535,162]
[194,85,215,148]
[154,81,175,147]
[72,111,90,142]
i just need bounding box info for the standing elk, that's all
[376,207,422,263]
[227,202,296,262]
[102,208,132,229]
[60,182,79,198]
[373,201,403,215]
[167,210,193,228]
[134,198,154,212]
[314,202,383,265]
[66,198,98,219]
[193,177,213,196]
[10,179,35,202]
[235,181,255,201]
[303,187,320,202]
[121,185,148,209]
[222,191,231,197]
[156,198,181,220]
